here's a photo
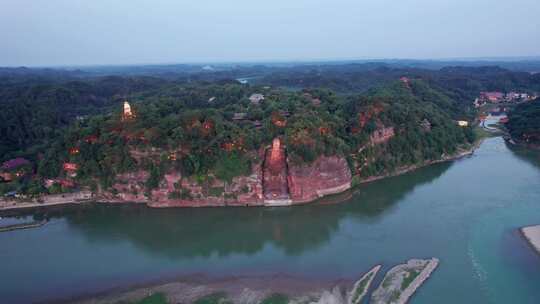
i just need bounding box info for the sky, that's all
[1,0,540,67]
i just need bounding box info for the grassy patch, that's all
[214,153,251,183]
[261,293,289,304]
[389,290,401,303]
[132,293,168,304]
[474,126,492,139]
[381,274,393,288]
[401,269,421,290]
[194,292,232,304]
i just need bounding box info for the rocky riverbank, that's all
[521,225,540,255]
[505,137,540,150]
[358,142,478,185]
[0,140,481,213]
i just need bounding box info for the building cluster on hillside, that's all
[0,158,32,198]
[232,93,294,130]
[1,155,80,198]
[474,91,537,107]
[0,158,31,184]
[0,157,78,198]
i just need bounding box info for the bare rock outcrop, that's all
[105,163,264,207]
[101,143,352,208]
[288,156,352,204]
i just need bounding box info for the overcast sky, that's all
[1,0,539,67]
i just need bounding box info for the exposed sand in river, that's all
[521,225,540,254]
[72,274,355,304]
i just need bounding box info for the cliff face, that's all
[102,148,352,208]
[288,156,352,203]
[105,163,264,207]
[263,138,291,205]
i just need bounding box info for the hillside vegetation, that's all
[1,76,475,196]
[507,102,540,145]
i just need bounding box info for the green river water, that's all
[1,137,540,303]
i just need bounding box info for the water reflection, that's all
[325,162,453,219]
[507,143,540,169]
[45,162,451,259]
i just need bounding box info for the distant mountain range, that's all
[2,58,540,77]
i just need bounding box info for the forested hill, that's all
[0,74,478,198]
[259,65,540,107]
[507,102,540,145]
[0,76,170,159]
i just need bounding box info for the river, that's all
[1,137,540,303]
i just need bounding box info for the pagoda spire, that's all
[122,100,135,121]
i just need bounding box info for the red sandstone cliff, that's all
[288,156,352,203]
[103,162,265,207]
[263,138,290,203]
[100,145,352,207]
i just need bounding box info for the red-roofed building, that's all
[63,163,78,177]
[480,92,504,103]
[63,163,79,171]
